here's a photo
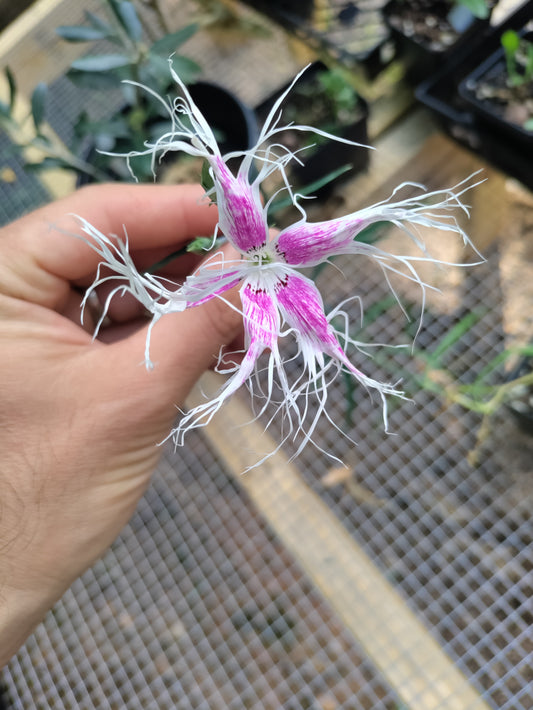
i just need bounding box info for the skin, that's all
[0,183,242,666]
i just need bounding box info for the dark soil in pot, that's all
[459,31,533,145]
[384,0,494,80]
[414,3,533,188]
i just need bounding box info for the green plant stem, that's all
[452,369,533,416]
[31,136,111,182]
[143,0,170,35]
[0,111,110,183]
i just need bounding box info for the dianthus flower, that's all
[77,64,482,461]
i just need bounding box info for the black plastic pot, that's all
[242,1,393,79]
[77,81,259,186]
[384,0,493,83]
[458,32,533,148]
[244,0,315,20]
[415,1,533,189]
[255,62,370,200]
[188,81,259,156]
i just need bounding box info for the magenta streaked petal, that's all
[169,279,282,446]
[213,157,267,253]
[275,216,364,267]
[180,264,243,307]
[241,279,280,350]
[275,273,383,384]
[275,273,338,350]
[186,277,242,308]
[276,173,483,268]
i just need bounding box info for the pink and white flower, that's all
[78,65,482,461]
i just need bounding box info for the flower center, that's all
[250,249,274,266]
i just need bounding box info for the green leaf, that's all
[501,29,521,55]
[67,68,124,90]
[0,99,11,119]
[523,118,533,132]
[141,53,173,89]
[166,55,201,84]
[106,0,127,26]
[457,0,489,20]
[5,66,16,111]
[56,24,110,41]
[74,113,129,140]
[342,369,357,427]
[70,54,132,72]
[430,311,481,366]
[201,160,215,194]
[25,157,72,172]
[150,24,199,56]
[31,82,47,130]
[186,236,218,253]
[269,164,353,216]
[116,1,143,42]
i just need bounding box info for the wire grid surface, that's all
[249,240,533,710]
[0,132,50,226]
[3,433,400,709]
[2,219,531,708]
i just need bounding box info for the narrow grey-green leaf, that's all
[67,68,124,90]
[74,111,130,140]
[150,24,198,56]
[142,53,173,88]
[165,55,201,84]
[4,66,16,111]
[70,54,132,72]
[25,157,71,172]
[0,99,11,119]
[117,1,143,42]
[201,160,215,194]
[106,0,127,27]
[31,82,47,130]
[458,0,489,19]
[56,24,110,41]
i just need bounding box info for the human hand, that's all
[0,183,242,665]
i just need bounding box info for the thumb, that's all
[93,282,243,430]
[146,283,244,403]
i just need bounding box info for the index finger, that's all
[0,183,218,307]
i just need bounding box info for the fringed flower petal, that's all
[212,157,268,253]
[275,272,399,396]
[170,277,284,444]
[275,173,483,268]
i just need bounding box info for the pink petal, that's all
[181,266,243,307]
[275,273,373,383]
[241,279,281,350]
[214,157,268,254]
[170,279,282,443]
[275,217,364,267]
[275,272,338,350]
